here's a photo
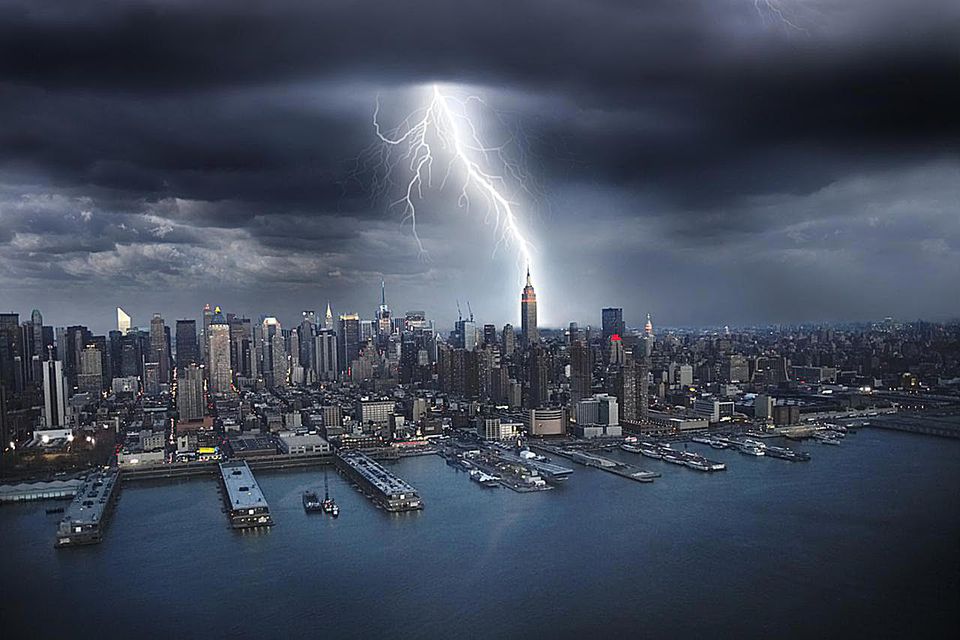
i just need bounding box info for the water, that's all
[2,429,958,639]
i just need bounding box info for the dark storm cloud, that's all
[0,0,957,330]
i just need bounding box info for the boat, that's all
[661,450,687,465]
[620,444,642,453]
[765,446,811,461]
[321,468,340,517]
[639,447,662,459]
[46,506,65,515]
[813,432,840,446]
[690,436,713,445]
[302,491,323,513]
[736,440,766,456]
[710,440,729,450]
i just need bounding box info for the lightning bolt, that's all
[754,0,807,32]
[370,84,535,280]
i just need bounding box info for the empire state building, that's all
[520,267,539,346]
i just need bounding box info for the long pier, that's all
[120,453,335,482]
[530,444,660,483]
[336,451,423,512]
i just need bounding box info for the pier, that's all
[336,451,423,512]
[219,460,273,529]
[0,478,84,503]
[55,469,121,548]
[531,444,660,483]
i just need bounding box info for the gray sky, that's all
[0,0,957,334]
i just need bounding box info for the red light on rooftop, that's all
[610,334,621,341]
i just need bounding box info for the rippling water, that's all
[2,429,958,639]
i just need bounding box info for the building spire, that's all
[381,279,386,307]
[525,265,532,288]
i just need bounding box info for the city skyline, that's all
[0,1,957,329]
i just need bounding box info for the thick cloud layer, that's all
[0,0,957,332]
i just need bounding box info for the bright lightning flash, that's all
[371,85,535,279]
[753,0,807,32]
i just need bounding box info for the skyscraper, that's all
[520,267,538,346]
[501,324,516,357]
[77,345,103,396]
[149,313,170,383]
[324,302,334,330]
[376,280,392,347]
[570,340,592,403]
[175,320,199,370]
[601,308,625,341]
[207,307,232,395]
[315,329,339,381]
[177,363,205,422]
[42,356,67,428]
[338,313,361,372]
[117,307,131,334]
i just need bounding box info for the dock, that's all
[219,460,274,528]
[532,444,660,483]
[1,478,84,503]
[336,451,423,512]
[55,468,121,548]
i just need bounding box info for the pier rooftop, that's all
[220,460,269,510]
[339,451,419,499]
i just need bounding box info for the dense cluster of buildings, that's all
[2,271,959,474]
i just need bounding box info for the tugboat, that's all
[321,468,340,517]
[302,490,323,513]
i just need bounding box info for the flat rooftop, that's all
[59,470,118,527]
[219,460,269,510]
[340,452,419,498]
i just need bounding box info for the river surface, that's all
[1,429,958,639]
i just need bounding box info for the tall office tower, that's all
[608,334,625,366]
[455,319,478,351]
[30,309,44,362]
[482,324,497,347]
[77,345,103,396]
[177,363,205,422]
[108,330,123,380]
[207,307,233,395]
[63,325,91,393]
[257,317,286,387]
[568,322,584,346]
[570,341,593,403]
[520,267,539,346]
[298,315,316,374]
[601,308,625,341]
[119,332,142,378]
[315,329,338,381]
[527,344,549,408]
[175,320,199,370]
[501,324,516,357]
[639,315,653,423]
[148,313,170,383]
[324,302,335,330]
[618,349,638,422]
[229,317,254,379]
[117,307,131,334]
[143,362,160,396]
[399,333,418,384]
[338,313,361,372]
[201,303,213,364]
[376,280,392,347]
[0,313,23,392]
[42,356,68,428]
